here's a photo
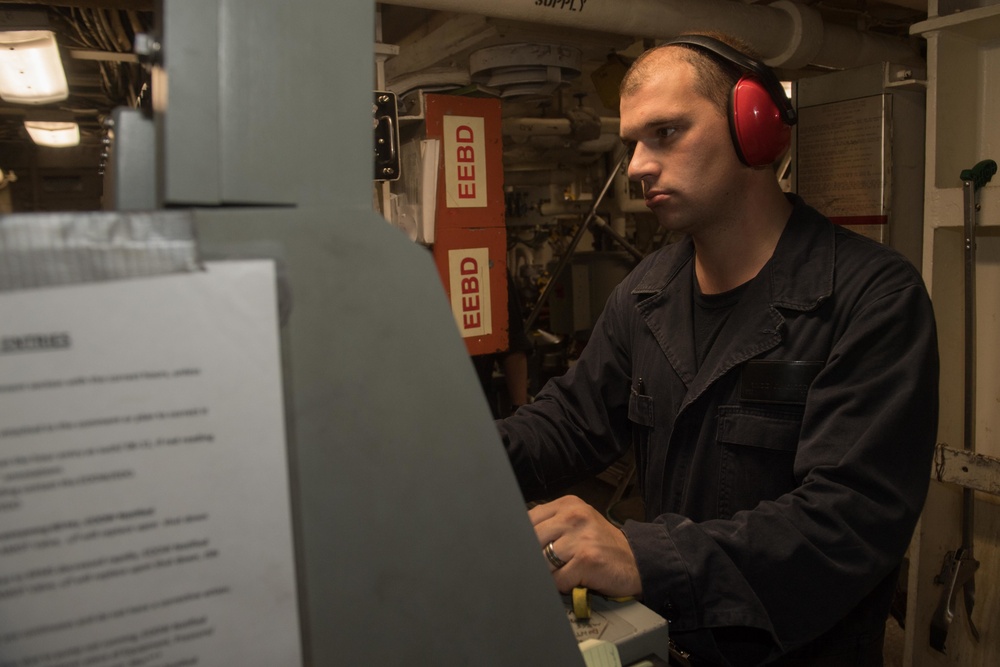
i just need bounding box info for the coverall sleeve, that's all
[624,278,939,664]
[498,279,637,501]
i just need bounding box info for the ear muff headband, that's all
[662,35,796,125]
[662,35,797,167]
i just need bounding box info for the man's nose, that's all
[626,143,653,183]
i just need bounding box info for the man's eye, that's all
[657,127,676,139]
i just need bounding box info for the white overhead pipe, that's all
[380,0,922,70]
[502,116,619,139]
[614,167,650,214]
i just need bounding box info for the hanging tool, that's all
[930,158,996,653]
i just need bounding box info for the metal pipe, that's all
[502,116,619,138]
[381,0,921,70]
[613,167,649,214]
[592,214,644,262]
[962,171,981,549]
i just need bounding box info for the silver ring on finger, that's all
[544,541,567,569]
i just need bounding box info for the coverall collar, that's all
[631,194,834,311]
[629,195,835,398]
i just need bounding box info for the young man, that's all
[498,33,939,665]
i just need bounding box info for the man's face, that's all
[619,51,747,236]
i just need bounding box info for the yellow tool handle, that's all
[572,586,591,620]
[572,587,636,621]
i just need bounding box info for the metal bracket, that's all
[934,443,1000,497]
[374,91,400,182]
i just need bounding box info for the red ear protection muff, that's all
[662,35,797,168]
[730,75,792,167]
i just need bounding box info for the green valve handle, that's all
[960,160,997,191]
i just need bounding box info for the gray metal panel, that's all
[194,206,585,666]
[169,0,584,663]
[158,0,375,208]
[213,0,373,207]
[105,108,157,211]
[156,0,221,205]
[216,0,295,205]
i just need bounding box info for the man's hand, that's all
[529,495,643,598]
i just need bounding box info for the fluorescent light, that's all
[0,30,69,104]
[24,120,80,147]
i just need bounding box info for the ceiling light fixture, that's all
[0,8,70,105]
[24,120,80,147]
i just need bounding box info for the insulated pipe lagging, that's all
[767,0,824,69]
[382,0,922,70]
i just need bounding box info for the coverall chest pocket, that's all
[715,407,801,519]
[628,387,655,493]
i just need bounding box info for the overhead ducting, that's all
[381,0,923,71]
[469,42,582,98]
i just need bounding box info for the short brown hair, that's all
[619,32,761,118]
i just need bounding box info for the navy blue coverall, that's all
[499,196,939,665]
